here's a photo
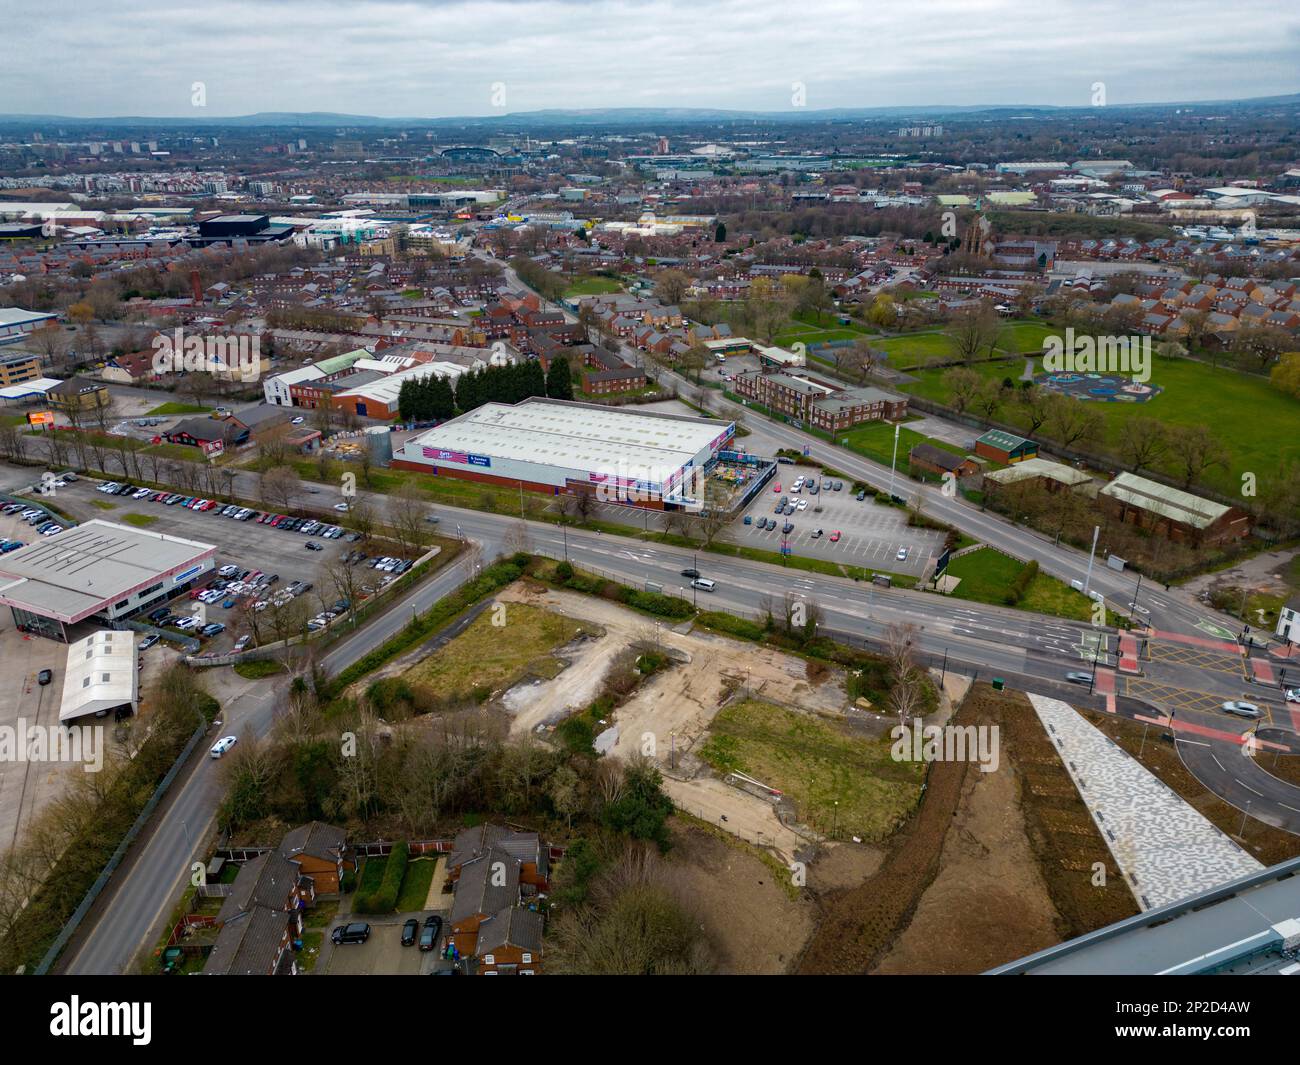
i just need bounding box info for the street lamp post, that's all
[1083,525,1099,597]
[887,422,900,501]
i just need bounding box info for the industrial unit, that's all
[390,397,734,509]
[0,520,216,640]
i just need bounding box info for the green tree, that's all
[546,356,574,400]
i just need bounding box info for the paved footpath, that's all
[1028,694,1262,911]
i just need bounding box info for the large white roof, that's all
[60,629,138,721]
[403,397,730,482]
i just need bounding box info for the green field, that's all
[144,402,210,416]
[563,275,624,298]
[903,355,1300,495]
[120,512,158,528]
[698,698,922,841]
[873,319,1056,371]
[941,547,1099,621]
[841,421,969,478]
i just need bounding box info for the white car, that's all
[1222,701,1262,719]
[291,416,305,425]
[896,547,909,562]
[333,502,350,512]
[796,500,808,511]
[132,487,152,499]
[1284,689,1300,704]
[209,736,238,759]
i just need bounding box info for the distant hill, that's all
[0,93,1296,129]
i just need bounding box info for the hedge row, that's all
[323,559,525,698]
[552,567,694,620]
[353,841,409,914]
[1004,559,1040,606]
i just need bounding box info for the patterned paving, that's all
[1124,677,1226,715]
[1029,694,1262,911]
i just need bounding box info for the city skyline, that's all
[6,0,1299,119]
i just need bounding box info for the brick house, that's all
[909,443,979,479]
[731,369,906,431]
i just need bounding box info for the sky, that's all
[5,0,1299,118]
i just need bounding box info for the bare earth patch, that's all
[667,821,816,974]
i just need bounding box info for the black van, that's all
[331,922,371,945]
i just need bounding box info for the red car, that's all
[829,531,841,542]
[772,482,781,493]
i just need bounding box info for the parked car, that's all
[811,528,823,539]
[829,530,841,542]
[305,541,323,551]
[37,669,53,685]
[782,522,794,534]
[331,922,371,945]
[209,736,238,758]
[419,915,443,952]
[896,547,909,562]
[401,918,419,947]
[140,634,160,650]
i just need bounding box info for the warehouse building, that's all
[0,520,216,640]
[391,397,734,509]
[59,629,139,722]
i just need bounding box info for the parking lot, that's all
[321,910,457,975]
[44,479,418,653]
[724,471,947,577]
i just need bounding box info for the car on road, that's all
[401,918,419,946]
[1221,701,1262,719]
[690,577,716,592]
[419,914,443,951]
[333,502,350,512]
[1065,672,1093,684]
[209,736,238,758]
[331,922,371,945]
[1284,688,1300,704]
[680,568,700,579]
[829,530,841,542]
[291,416,305,425]
[896,547,909,562]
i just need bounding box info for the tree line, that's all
[397,356,574,422]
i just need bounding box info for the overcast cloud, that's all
[5,0,1298,117]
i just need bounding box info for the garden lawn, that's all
[698,698,922,842]
[395,858,438,911]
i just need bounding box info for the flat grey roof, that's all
[989,857,1300,975]
[0,519,215,623]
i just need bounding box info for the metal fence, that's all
[36,716,211,975]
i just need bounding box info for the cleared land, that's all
[404,601,598,704]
